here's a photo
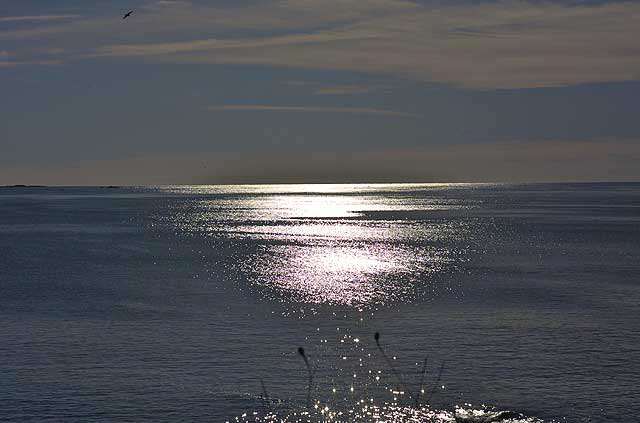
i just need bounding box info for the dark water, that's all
[1,183,639,423]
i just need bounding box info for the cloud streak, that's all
[2,0,640,88]
[0,15,81,23]
[91,28,382,57]
[208,105,418,117]
[0,59,62,67]
[0,15,82,23]
[314,84,381,95]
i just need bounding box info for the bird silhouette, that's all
[122,10,133,19]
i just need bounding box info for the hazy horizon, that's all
[3,179,640,188]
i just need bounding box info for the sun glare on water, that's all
[165,184,469,306]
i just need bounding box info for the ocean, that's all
[1,183,639,422]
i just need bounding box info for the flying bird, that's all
[122,10,133,19]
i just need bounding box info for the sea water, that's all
[1,183,639,422]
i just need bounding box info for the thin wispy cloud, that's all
[280,81,387,95]
[0,15,81,22]
[91,28,382,57]
[0,59,62,67]
[151,0,191,7]
[314,84,384,95]
[92,1,640,88]
[208,105,419,117]
[2,0,640,88]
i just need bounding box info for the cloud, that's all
[0,0,411,40]
[279,81,388,95]
[95,1,640,88]
[208,104,418,117]
[151,0,192,7]
[0,59,62,67]
[0,15,81,23]
[3,0,640,88]
[91,28,382,57]
[314,84,384,95]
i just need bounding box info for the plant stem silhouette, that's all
[260,378,271,415]
[374,332,414,402]
[298,347,313,410]
[426,360,446,405]
[414,355,429,407]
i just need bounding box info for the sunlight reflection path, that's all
[164,184,478,307]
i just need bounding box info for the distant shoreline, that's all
[1,181,639,189]
[0,184,47,188]
[0,185,120,189]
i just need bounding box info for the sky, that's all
[1,0,639,185]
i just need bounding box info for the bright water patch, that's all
[233,405,547,423]
[162,184,481,306]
